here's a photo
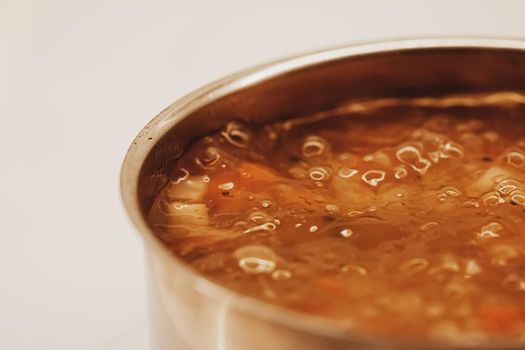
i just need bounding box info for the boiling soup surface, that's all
[148,93,525,345]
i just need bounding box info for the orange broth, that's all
[148,93,525,344]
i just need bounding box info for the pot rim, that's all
[120,37,525,350]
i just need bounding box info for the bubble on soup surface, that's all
[496,178,523,195]
[361,170,385,187]
[338,167,358,179]
[396,144,431,175]
[233,244,277,261]
[271,269,292,281]
[400,258,429,274]
[173,168,189,184]
[243,222,277,234]
[461,199,480,209]
[158,200,209,225]
[419,221,438,231]
[261,200,272,208]
[436,193,448,202]
[505,148,525,168]
[427,150,441,163]
[221,121,251,148]
[232,220,248,230]
[478,222,503,239]
[238,257,276,274]
[480,191,505,206]
[363,153,374,162]
[234,245,277,274]
[510,190,525,205]
[325,204,340,214]
[393,165,407,179]
[436,186,462,202]
[309,166,330,181]
[345,210,364,218]
[302,135,327,157]
[340,265,367,275]
[440,141,464,159]
[443,186,461,197]
[428,259,461,279]
[248,211,269,224]
[309,225,318,233]
[218,182,234,190]
[195,146,221,169]
[339,228,353,238]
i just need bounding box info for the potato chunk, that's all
[167,176,207,201]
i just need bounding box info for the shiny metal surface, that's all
[121,38,525,350]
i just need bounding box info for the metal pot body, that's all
[121,39,525,350]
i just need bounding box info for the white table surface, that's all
[2,1,525,349]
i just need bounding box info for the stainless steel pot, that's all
[121,38,525,350]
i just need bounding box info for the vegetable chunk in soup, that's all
[148,92,525,345]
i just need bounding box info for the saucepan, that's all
[121,38,525,350]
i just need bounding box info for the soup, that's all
[148,92,525,345]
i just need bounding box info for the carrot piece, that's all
[477,304,523,334]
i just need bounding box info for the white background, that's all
[2,1,525,349]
